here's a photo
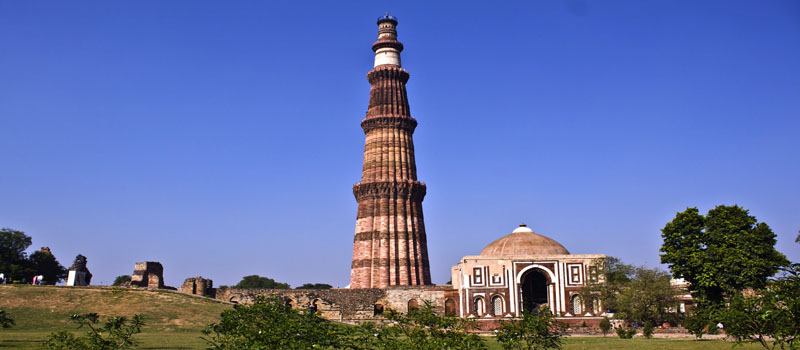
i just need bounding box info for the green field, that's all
[0,285,763,349]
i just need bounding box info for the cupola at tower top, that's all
[372,13,403,67]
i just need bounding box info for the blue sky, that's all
[1,1,798,287]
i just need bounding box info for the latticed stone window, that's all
[571,294,582,315]
[492,296,503,316]
[473,297,484,315]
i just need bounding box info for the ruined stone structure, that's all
[129,261,165,289]
[350,14,431,289]
[180,276,214,297]
[451,224,606,328]
[66,254,92,286]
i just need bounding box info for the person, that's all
[32,275,38,285]
[37,275,44,285]
[0,273,5,284]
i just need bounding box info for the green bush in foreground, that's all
[386,300,486,350]
[495,307,564,350]
[719,263,800,350]
[0,309,14,329]
[45,313,144,350]
[616,328,636,339]
[203,296,485,350]
[203,296,336,350]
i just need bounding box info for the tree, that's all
[599,317,611,337]
[718,263,800,350]
[29,247,67,284]
[385,300,486,350]
[581,256,634,315]
[611,266,680,327]
[684,310,711,339]
[44,313,144,350]
[232,275,290,289]
[202,296,338,350]
[660,205,788,310]
[296,283,333,290]
[0,228,35,281]
[0,310,14,329]
[581,257,679,326]
[495,307,564,350]
[113,275,132,286]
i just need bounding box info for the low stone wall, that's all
[215,285,450,324]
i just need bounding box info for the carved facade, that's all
[451,225,606,328]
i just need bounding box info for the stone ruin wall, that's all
[129,262,165,289]
[214,286,450,324]
[179,276,214,298]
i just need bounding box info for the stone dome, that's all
[479,224,570,256]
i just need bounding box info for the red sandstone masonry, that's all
[350,18,431,289]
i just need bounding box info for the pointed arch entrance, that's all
[519,268,550,313]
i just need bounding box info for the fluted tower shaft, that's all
[350,15,431,289]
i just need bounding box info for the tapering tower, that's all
[350,14,431,289]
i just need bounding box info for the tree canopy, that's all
[660,205,788,308]
[0,228,35,281]
[29,247,67,285]
[232,275,290,289]
[113,275,132,286]
[296,283,332,290]
[582,257,679,326]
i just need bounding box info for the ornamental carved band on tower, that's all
[349,14,432,289]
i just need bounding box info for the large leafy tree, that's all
[660,205,788,309]
[0,228,35,281]
[29,247,67,285]
[232,275,290,289]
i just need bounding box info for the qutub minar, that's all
[350,14,432,289]
[210,15,617,330]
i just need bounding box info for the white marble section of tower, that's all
[373,14,402,67]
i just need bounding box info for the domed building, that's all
[450,224,606,327]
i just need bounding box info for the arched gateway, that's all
[520,269,549,312]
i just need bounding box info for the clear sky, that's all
[1,1,798,288]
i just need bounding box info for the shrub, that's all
[598,317,611,337]
[44,313,143,350]
[0,310,14,329]
[386,300,486,350]
[203,296,336,349]
[496,307,564,350]
[616,327,636,339]
[684,312,708,339]
[642,322,654,338]
[112,275,131,286]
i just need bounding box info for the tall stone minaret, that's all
[350,14,431,289]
